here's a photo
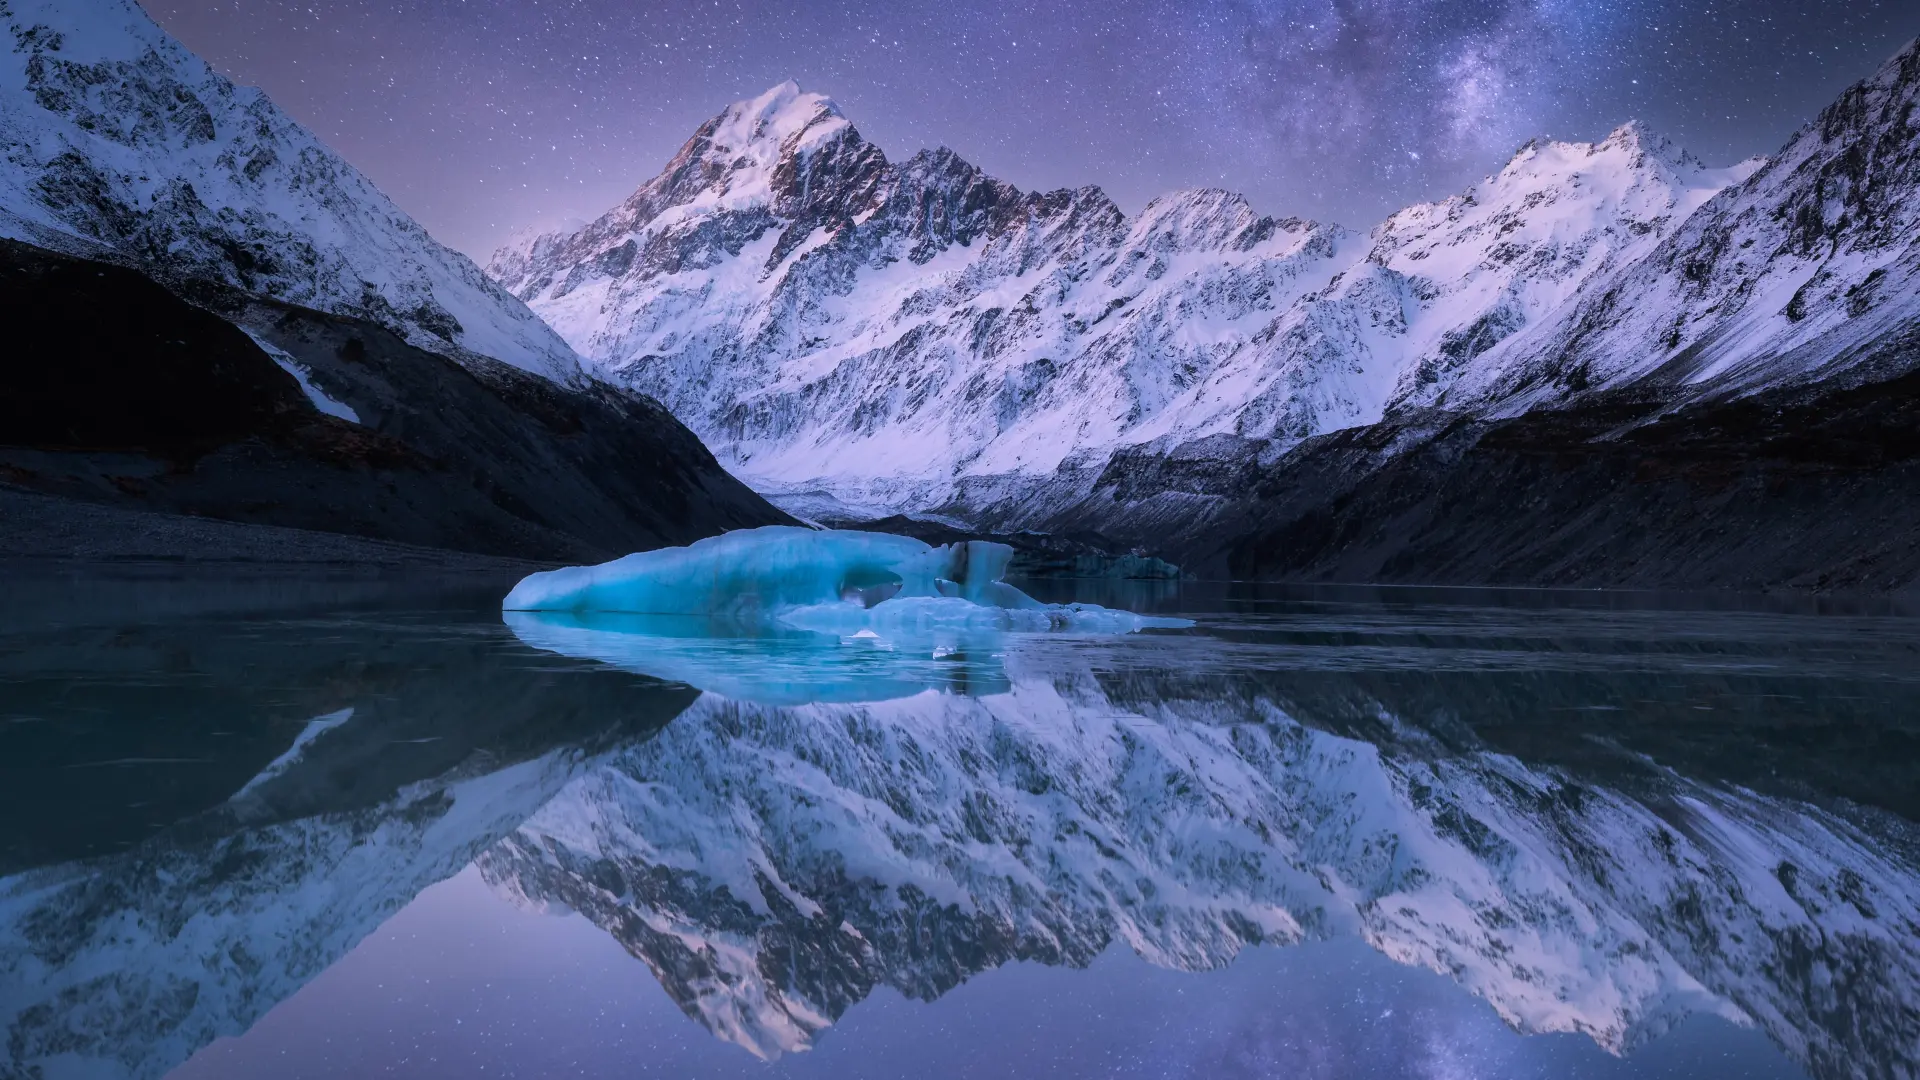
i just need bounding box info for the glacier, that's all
[502,526,1189,640]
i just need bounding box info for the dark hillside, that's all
[0,238,788,561]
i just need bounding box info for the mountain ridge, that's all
[487,81,1772,517]
[1,0,586,383]
[0,0,797,562]
[491,43,1920,589]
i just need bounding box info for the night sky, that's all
[174,867,1802,1080]
[146,0,1918,259]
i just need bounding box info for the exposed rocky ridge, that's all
[0,238,788,561]
[476,663,1920,1079]
[0,0,585,383]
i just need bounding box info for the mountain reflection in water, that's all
[1,575,1917,1080]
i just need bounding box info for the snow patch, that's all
[247,332,360,423]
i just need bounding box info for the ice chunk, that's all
[502,527,1190,703]
[502,526,1190,636]
[501,527,1187,702]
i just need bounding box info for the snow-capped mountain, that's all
[478,666,1920,1079]
[489,82,1753,512]
[1453,39,1920,408]
[1013,39,1920,585]
[1,0,583,383]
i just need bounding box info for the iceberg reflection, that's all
[505,609,1015,704]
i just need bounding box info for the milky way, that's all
[147,0,1914,257]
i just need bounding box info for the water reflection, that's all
[505,610,1015,703]
[474,658,1920,1080]
[0,590,696,1080]
[0,581,1917,1080]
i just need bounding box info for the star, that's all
[145,0,1917,256]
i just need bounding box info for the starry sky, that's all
[176,868,1801,1080]
[146,0,1917,259]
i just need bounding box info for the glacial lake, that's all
[3,567,1918,1080]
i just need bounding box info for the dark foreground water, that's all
[3,568,1918,1080]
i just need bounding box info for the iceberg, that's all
[500,528,1190,702]
[502,526,1191,635]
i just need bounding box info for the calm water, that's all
[3,568,1918,1080]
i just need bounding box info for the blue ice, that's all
[502,526,1189,635]
[501,527,1188,703]
[504,610,1016,705]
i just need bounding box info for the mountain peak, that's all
[1600,118,1655,145]
[1809,35,1920,149]
[1133,188,1259,233]
[898,144,984,180]
[1596,119,1699,170]
[709,80,847,158]
[1481,121,1703,194]
[1867,35,1920,91]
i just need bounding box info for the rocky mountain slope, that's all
[0,239,785,561]
[488,82,1754,515]
[0,0,791,559]
[1010,341,1920,589]
[1453,39,1920,409]
[0,0,581,383]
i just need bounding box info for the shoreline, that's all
[0,487,556,576]
[7,488,1917,616]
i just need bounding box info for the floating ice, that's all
[502,527,1189,703]
[502,526,1190,636]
